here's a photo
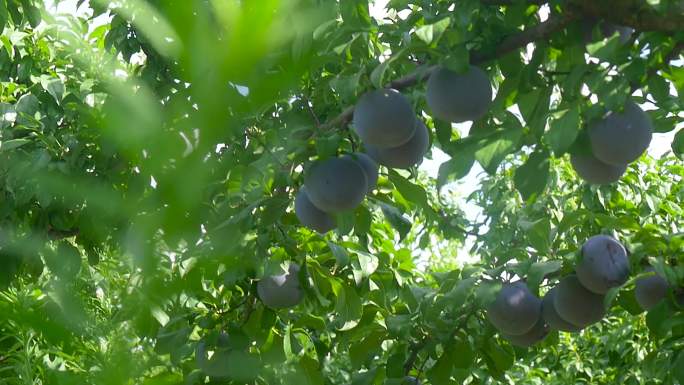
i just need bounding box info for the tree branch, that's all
[568,0,684,32]
[320,14,575,131]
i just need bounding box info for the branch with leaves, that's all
[320,13,576,131]
[321,1,684,133]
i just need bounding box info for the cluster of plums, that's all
[569,20,655,185]
[486,235,679,347]
[294,153,379,233]
[294,65,494,233]
[570,100,653,185]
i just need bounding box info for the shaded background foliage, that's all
[0,0,682,384]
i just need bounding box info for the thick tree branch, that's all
[320,14,575,131]
[568,0,684,32]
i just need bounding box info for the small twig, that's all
[403,336,429,374]
[240,294,256,326]
[302,96,321,128]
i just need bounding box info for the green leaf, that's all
[0,103,14,130]
[518,217,552,253]
[327,241,350,266]
[0,36,10,61]
[389,170,428,209]
[294,314,326,331]
[0,138,31,151]
[426,346,455,385]
[15,93,39,115]
[335,211,356,235]
[526,261,562,293]
[315,133,341,158]
[333,281,363,330]
[44,78,66,104]
[150,306,170,326]
[225,350,261,381]
[452,337,474,369]
[0,0,8,32]
[474,280,501,307]
[443,44,470,73]
[483,340,514,377]
[475,128,523,174]
[586,33,623,62]
[370,48,407,89]
[18,0,38,27]
[351,368,378,385]
[673,351,684,385]
[517,88,551,139]
[445,277,477,308]
[545,105,581,155]
[297,356,325,385]
[355,250,379,278]
[415,17,450,46]
[645,301,669,338]
[349,329,385,368]
[433,119,453,148]
[340,0,371,28]
[514,149,550,201]
[617,289,643,315]
[378,201,411,240]
[437,144,475,188]
[284,324,295,361]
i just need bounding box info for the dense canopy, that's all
[0,0,683,384]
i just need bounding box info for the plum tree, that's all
[426,65,493,123]
[353,89,416,148]
[541,287,583,332]
[554,275,606,328]
[304,157,368,212]
[576,235,630,294]
[570,152,627,185]
[365,119,429,169]
[501,317,550,347]
[294,187,336,233]
[343,152,379,192]
[257,263,304,309]
[486,281,542,336]
[635,266,670,311]
[589,100,653,166]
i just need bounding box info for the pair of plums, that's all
[487,235,630,346]
[351,65,493,167]
[571,100,653,185]
[295,153,378,233]
[353,89,429,169]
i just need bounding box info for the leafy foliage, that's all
[0,0,682,384]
